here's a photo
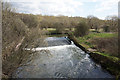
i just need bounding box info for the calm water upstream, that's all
[12,37,114,78]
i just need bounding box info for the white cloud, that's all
[10,0,83,16]
[5,0,119,19]
[95,0,119,12]
[92,0,119,19]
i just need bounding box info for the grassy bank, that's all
[76,33,117,48]
[75,32,120,78]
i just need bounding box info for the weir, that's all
[12,37,113,78]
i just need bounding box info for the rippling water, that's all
[12,37,113,78]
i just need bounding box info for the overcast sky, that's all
[5,0,119,19]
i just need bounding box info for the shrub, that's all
[54,22,65,34]
[2,9,28,76]
[2,2,44,77]
[91,37,118,57]
[103,25,110,32]
[74,21,89,37]
[2,11,28,58]
[18,14,39,28]
[22,27,46,48]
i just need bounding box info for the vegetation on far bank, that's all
[2,1,119,78]
[75,32,119,78]
[76,32,118,57]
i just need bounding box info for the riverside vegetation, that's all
[2,2,119,78]
[2,2,45,77]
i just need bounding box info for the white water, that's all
[12,37,113,78]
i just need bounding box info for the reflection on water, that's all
[12,37,113,78]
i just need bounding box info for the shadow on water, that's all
[12,37,114,78]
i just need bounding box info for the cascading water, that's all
[12,37,114,78]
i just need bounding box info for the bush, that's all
[2,11,28,58]
[91,37,118,57]
[54,22,65,34]
[2,2,44,77]
[2,10,27,76]
[18,14,39,28]
[74,21,89,37]
[22,27,46,48]
[103,25,110,32]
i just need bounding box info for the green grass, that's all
[76,33,119,78]
[46,28,56,31]
[76,32,119,78]
[76,32,118,49]
[80,33,117,40]
[76,32,119,60]
[46,28,75,32]
[94,51,120,79]
[94,51,120,62]
[76,32,119,61]
[92,51,120,73]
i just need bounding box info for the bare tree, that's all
[105,15,118,32]
[87,15,100,31]
[2,2,16,12]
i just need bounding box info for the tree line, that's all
[2,2,119,77]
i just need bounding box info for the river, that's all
[12,37,113,78]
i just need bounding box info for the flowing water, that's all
[12,37,113,78]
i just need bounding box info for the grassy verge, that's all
[76,32,118,49]
[75,32,120,78]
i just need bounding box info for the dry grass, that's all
[91,37,118,57]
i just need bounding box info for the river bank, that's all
[2,33,119,79]
[12,37,113,78]
[67,33,120,79]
